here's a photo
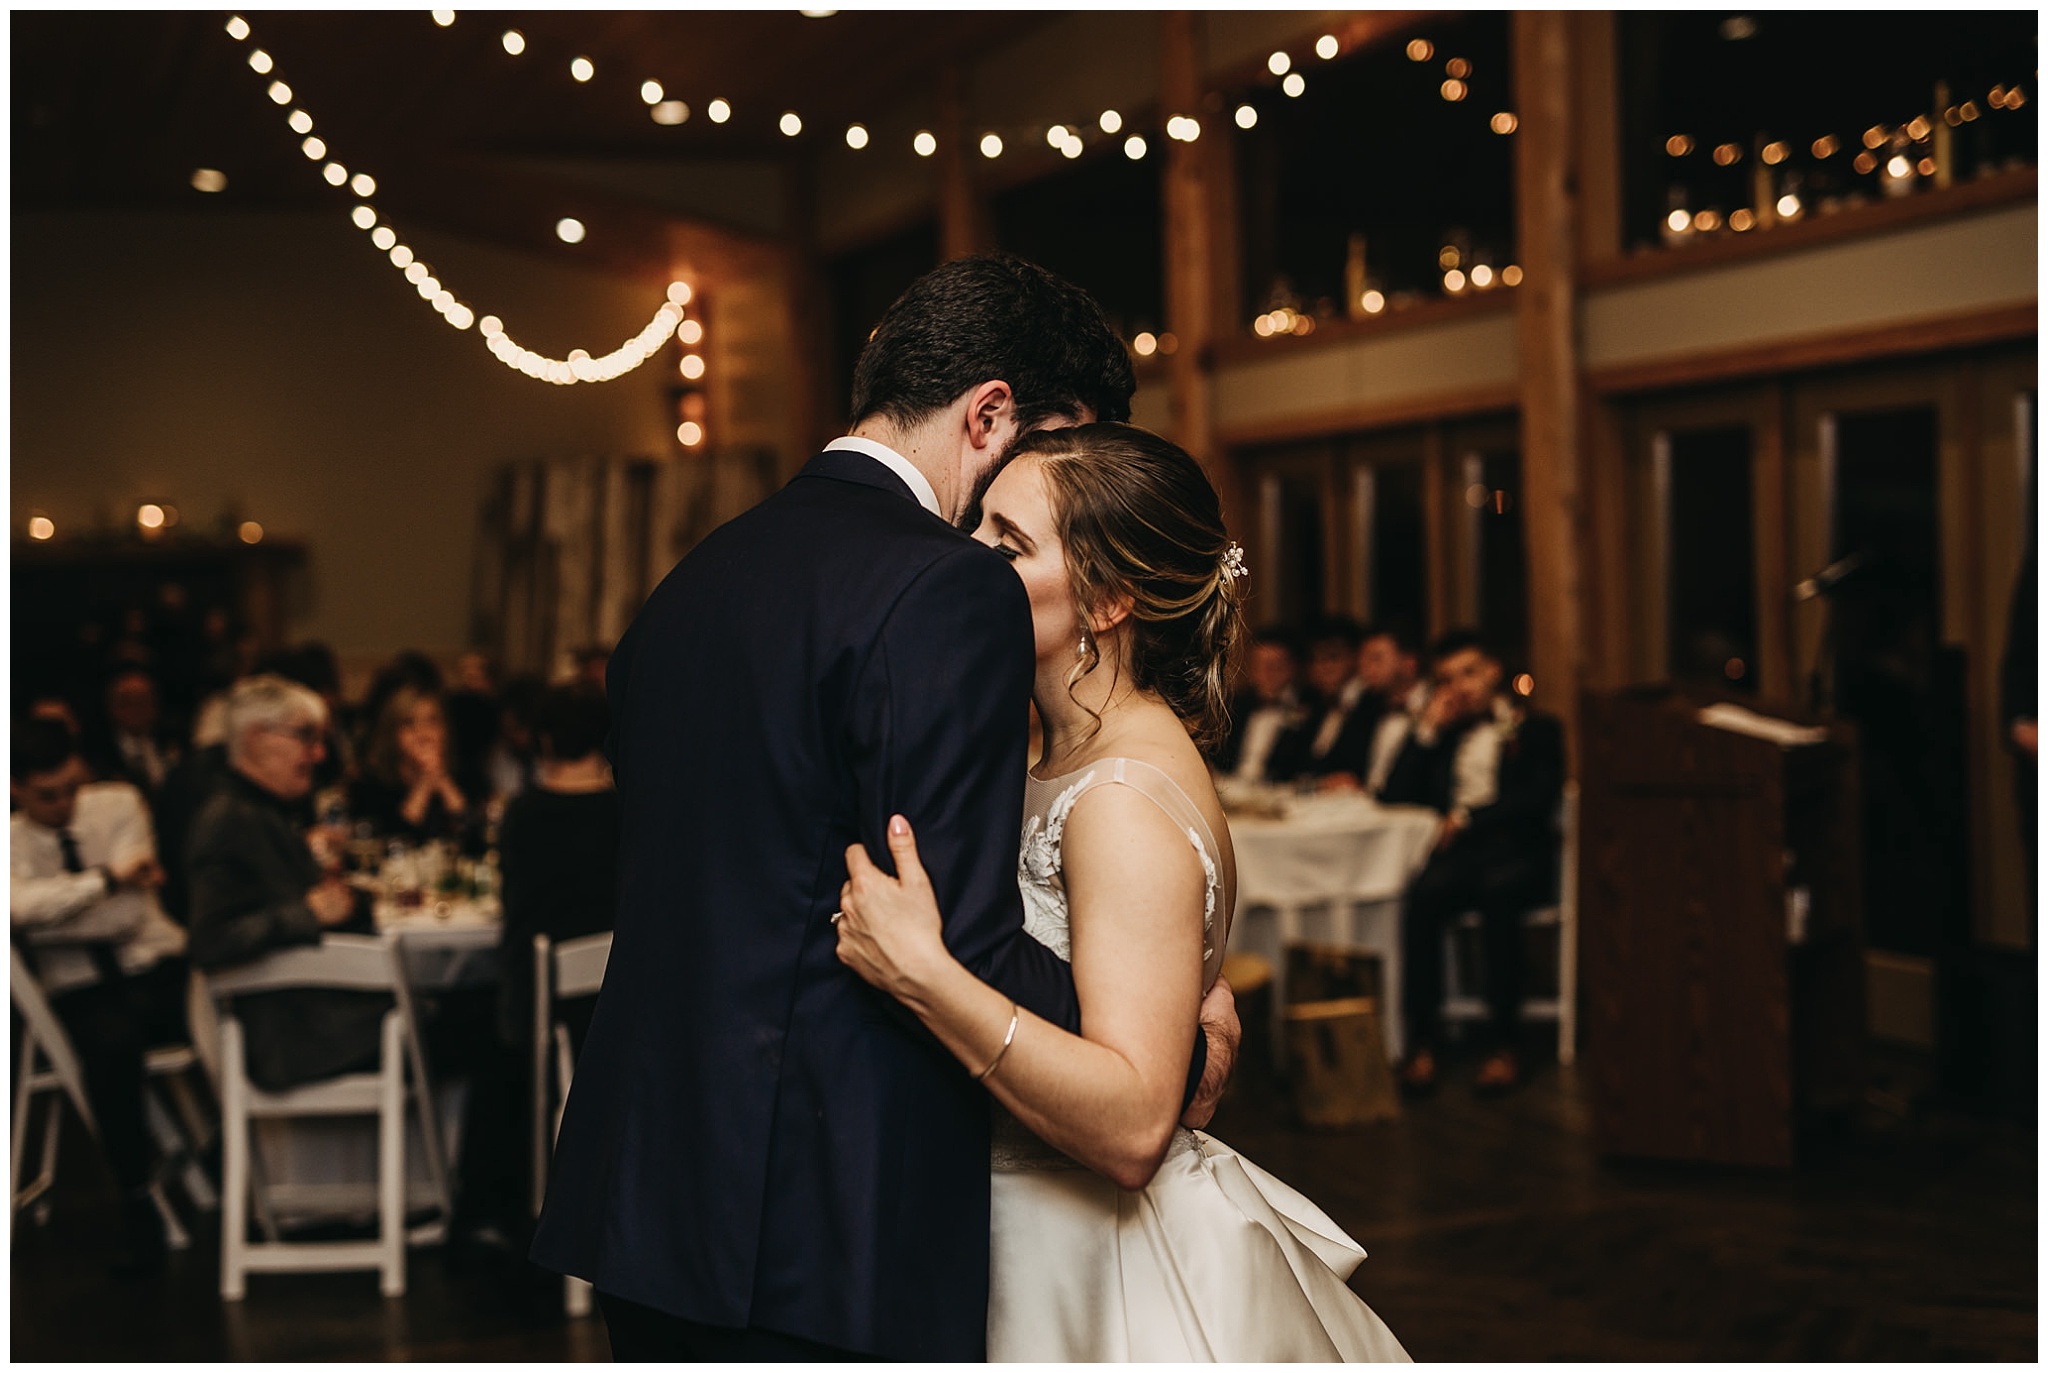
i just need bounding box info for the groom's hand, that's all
[1180,975,1240,1129]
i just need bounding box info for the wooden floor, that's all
[10,1046,2035,1361]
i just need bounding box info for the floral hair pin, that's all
[1220,541,1248,583]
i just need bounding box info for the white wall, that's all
[12,209,677,659]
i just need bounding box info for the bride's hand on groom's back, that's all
[836,815,952,1001]
[1181,976,1241,1130]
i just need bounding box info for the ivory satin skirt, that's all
[987,1126,1412,1362]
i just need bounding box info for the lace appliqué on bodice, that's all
[1016,759,1222,971]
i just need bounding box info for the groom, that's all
[531,255,1239,1361]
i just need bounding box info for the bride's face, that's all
[973,455,1084,667]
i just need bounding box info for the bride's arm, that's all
[836,789,1205,1191]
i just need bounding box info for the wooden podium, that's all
[1580,687,1864,1167]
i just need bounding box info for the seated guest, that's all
[1269,615,1380,785]
[483,674,546,803]
[1380,630,1564,1097]
[10,719,191,1273]
[1360,622,1430,796]
[258,643,355,791]
[454,683,622,1247]
[186,675,386,1093]
[350,685,484,852]
[1210,627,1304,782]
[87,666,181,801]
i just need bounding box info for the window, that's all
[1235,15,1515,327]
[1619,12,2037,255]
[1658,426,1758,692]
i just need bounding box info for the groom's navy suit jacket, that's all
[530,449,1084,1359]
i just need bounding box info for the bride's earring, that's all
[1077,635,1090,661]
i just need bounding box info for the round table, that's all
[1225,794,1440,1061]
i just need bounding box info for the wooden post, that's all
[1160,12,1243,534]
[1513,11,1589,759]
[936,66,987,261]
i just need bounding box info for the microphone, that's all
[1793,552,1867,602]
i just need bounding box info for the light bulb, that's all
[1491,112,1517,135]
[238,521,264,545]
[678,319,703,345]
[1047,124,1068,148]
[1362,289,1385,313]
[248,49,273,74]
[1439,78,1465,101]
[267,81,292,106]
[1470,264,1494,287]
[390,244,414,268]
[1099,109,1122,134]
[1133,332,1157,356]
[191,168,228,193]
[641,80,664,105]
[652,101,688,125]
[556,217,586,244]
[780,112,802,137]
[708,98,730,123]
[351,205,375,229]
[1283,73,1306,97]
[371,226,396,250]
[680,354,706,380]
[1407,38,1434,61]
[677,421,704,446]
[28,516,54,540]
[323,162,347,186]
[1234,104,1257,129]
[501,30,524,55]
[288,109,313,134]
[1124,135,1146,160]
[571,56,594,82]
[480,315,504,338]
[980,133,1003,158]
[1268,51,1291,75]
[1316,34,1339,60]
[300,136,325,160]
[1060,135,1082,159]
[225,16,250,39]
[845,123,869,149]
[913,130,937,157]
[667,281,693,306]
[432,10,454,26]
[405,261,429,284]
[351,172,376,196]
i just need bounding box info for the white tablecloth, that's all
[1225,796,1440,1062]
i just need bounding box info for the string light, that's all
[1059,134,1082,159]
[248,49,273,73]
[913,130,936,157]
[28,516,55,541]
[1361,289,1385,313]
[351,173,376,196]
[1730,209,1755,231]
[371,226,397,250]
[267,80,292,105]
[1123,134,1147,160]
[1775,193,1801,218]
[1491,112,1517,135]
[191,168,228,193]
[1714,142,1741,165]
[1445,57,1471,79]
[668,281,693,306]
[1444,268,1467,292]
[322,162,347,185]
[1283,73,1306,97]
[501,30,524,55]
[555,217,586,244]
[1267,51,1291,76]
[1470,264,1494,287]
[301,136,326,160]
[1439,78,1464,102]
[225,15,250,40]
[1316,34,1339,60]
[708,98,730,123]
[780,112,802,137]
[640,80,664,105]
[1665,134,1694,156]
[1693,209,1722,232]
[1500,265,1523,286]
[1235,104,1257,130]
[1761,140,1789,165]
[677,421,704,446]
[571,56,594,82]
[845,123,869,149]
[239,521,264,545]
[1811,135,1839,159]
[678,318,703,345]
[679,353,706,380]
[431,10,454,26]
[288,109,313,134]
[980,133,1003,158]
[1099,110,1122,134]
[652,101,688,125]
[351,204,376,228]
[1406,38,1433,61]
[1133,331,1158,356]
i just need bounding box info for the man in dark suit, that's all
[86,665,181,801]
[531,256,1236,1362]
[1379,630,1564,1097]
[1269,616,1381,786]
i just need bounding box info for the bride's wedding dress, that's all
[988,759,1411,1361]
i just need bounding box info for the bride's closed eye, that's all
[992,543,1022,562]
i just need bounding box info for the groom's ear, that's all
[964,380,1015,451]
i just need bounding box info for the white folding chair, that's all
[203,934,450,1299]
[532,930,612,1318]
[10,945,199,1247]
[1442,781,1579,1065]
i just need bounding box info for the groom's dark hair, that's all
[850,254,1136,432]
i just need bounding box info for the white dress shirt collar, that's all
[824,436,942,520]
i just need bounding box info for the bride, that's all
[834,422,1410,1362]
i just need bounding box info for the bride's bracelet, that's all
[976,1003,1020,1082]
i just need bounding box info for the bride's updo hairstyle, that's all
[1009,422,1246,746]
